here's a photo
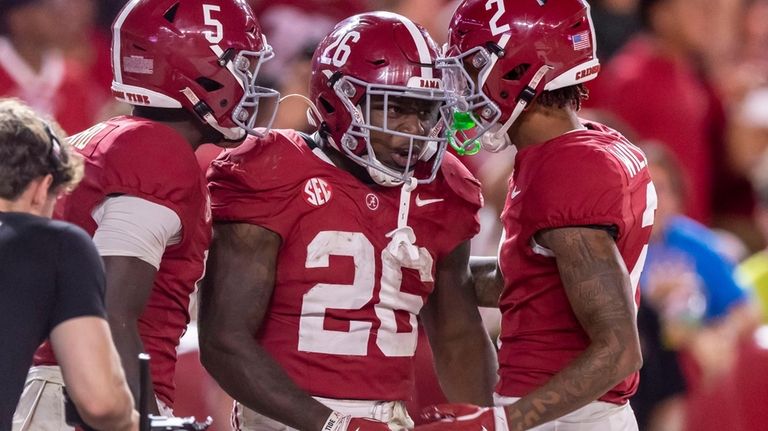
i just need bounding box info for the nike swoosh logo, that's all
[415,194,444,207]
[510,186,522,199]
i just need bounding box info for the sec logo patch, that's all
[304,178,332,206]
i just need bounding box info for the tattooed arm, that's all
[503,227,642,431]
[470,256,504,307]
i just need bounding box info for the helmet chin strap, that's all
[479,64,553,153]
[480,121,513,153]
[385,177,420,262]
[279,93,324,129]
[368,166,404,187]
[181,87,245,141]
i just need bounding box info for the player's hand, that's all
[415,403,508,431]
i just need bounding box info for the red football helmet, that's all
[111,0,279,140]
[308,12,448,187]
[439,0,600,153]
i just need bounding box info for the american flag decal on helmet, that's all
[571,30,591,50]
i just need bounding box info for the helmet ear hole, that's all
[195,77,224,92]
[318,97,335,114]
[503,64,530,81]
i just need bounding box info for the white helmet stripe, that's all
[112,0,142,84]
[393,14,433,79]
[209,44,246,90]
[584,1,598,63]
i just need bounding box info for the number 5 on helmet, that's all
[112,0,280,140]
[415,404,509,431]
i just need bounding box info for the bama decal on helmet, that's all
[406,77,443,89]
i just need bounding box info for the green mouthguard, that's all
[448,111,481,156]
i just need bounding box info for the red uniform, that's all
[0,38,104,135]
[33,116,211,407]
[497,121,654,405]
[208,130,481,401]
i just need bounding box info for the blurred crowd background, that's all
[2,0,768,430]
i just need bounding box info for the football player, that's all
[416,0,655,430]
[14,0,278,429]
[201,12,497,431]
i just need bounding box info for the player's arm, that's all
[198,222,333,431]
[51,317,139,431]
[103,255,158,413]
[469,255,504,307]
[94,195,182,413]
[421,241,497,406]
[502,227,642,430]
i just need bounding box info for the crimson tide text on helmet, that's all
[439,0,600,153]
[308,11,448,187]
[111,0,279,140]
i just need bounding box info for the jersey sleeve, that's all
[92,195,182,269]
[50,222,107,330]
[98,122,203,241]
[438,154,483,245]
[519,145,626,234]
[207,130,307,239]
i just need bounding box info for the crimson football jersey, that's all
[496,121,655,405]
[208,130,482,400]
[34,116,211,407]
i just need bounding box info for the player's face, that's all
[367,95,441,172]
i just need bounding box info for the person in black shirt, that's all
[0,98,137,431]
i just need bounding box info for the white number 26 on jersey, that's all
[298,231,433,357]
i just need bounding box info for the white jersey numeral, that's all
[628,181,657,311]
[299,232,375,355]
[486,0,511,36]
[375,246,433,357]
[298,231,432,357]
[641,181,658,228]
[320,31,361,67]
[202,5,223,44]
